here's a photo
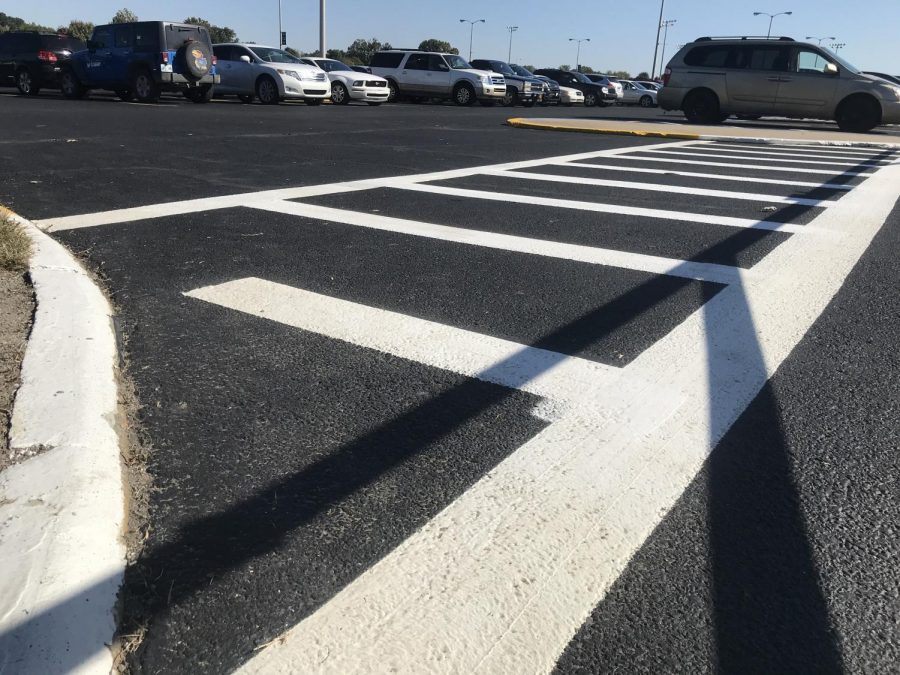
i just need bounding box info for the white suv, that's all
[212,43,330,105]
[369,50,505,106]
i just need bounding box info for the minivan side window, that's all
[794,48,834,75]
[370,52,403,68]
[684,45,737,68]
[745,45,790,71]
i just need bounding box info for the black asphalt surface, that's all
[1,90,898,674]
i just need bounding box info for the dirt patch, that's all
[0,269,34,471]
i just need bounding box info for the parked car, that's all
[350,65,372,74]
[213,44,329,105]
[534,69,609,106]
[584,73,623,102]
[0,31,85,95]
[531,73,561,105]
[863,72,900,86]
[369,49,505,106]
[470,58,541,106]
[558,85,585,106]
[299,56,389,105]
[658,36,900,132]
[619,80,658,107]
[61,21,219,103]
[636,80,662,91]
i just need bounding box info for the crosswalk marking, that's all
[692,142,898,161]
[184,278,617,405]
[611,154,874,176]
[483,169,834,207]
[393,183,817,234]
[699,141,899,157]
[633,148,886,168]
[248,199,744,283]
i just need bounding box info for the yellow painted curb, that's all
[506,117,702,141]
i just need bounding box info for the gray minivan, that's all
[658,36,900,132]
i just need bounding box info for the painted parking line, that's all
[392,183,817,234]
[484,169,834,207]
[184,277,616,406]
[632,148,887,168]
[248,199,743,284]
[610,155,874,176]
[236,152,900,675]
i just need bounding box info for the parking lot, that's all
[3,92,900,674]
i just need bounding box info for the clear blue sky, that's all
[8,0,900,74]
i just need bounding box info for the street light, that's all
[805,35,836,46]
[460,19,485,61]
[658,19,676,78]
[650,0,666,79]
[830,42,846,52]
[320,0,326,57]
[506,26,519,63]
[569,37,590,72]
[753,10,793,38]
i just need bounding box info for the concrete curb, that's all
[0,210,125,674]
[506,117,900,149]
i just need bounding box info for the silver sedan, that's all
[619,80,657,107]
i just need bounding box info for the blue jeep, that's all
[60,21,219,103]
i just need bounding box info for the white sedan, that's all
[300,57,391,106]
[619,80,658,107]
[558,86,585,106]
[212,43,330,105]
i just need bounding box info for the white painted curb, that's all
[0,213,125,674]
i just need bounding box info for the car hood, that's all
[458,68,502,79]
[330,71,388,83]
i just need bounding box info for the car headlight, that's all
[480,75,491,84]
[352,80,363,87]
[887,86,900,101]
[276,69,301,80]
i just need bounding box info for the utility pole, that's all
[319,0,326,57]
[506,26,518,63]
[650,0,665,79]
[278,0,282,47]
[460,19,485,61]
[658,19,676,76]
[569,37,590,72]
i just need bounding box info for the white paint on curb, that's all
[0,214,125,675]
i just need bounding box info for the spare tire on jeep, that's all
[178,40,212,80]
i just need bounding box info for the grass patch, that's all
[0,209,32,271]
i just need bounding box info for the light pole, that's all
[830,42,846,52]
[460,19,485,61]
[506,26,518,63]
[658,19,676,76]
[805,35,835,46]
[569,37,590,72]
[650,0,665,80]
[278,0,282,47]
[753,10,792,38]
[319,0,326,57]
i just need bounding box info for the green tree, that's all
[607,70,631,79]
[558,64,571,71]
[345,38,391,65]
[183,17,238,43]
[580,65,595,74]
[521,64,535,72]
[418,38,458,54]
[65,20,94,42]
[110,8,138,24]
[0,12,54,32]
[635,71,650,80]
[325,48,362,65]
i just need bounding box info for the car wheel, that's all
[682,89,722,124]
[131,69,160,103]
[115,88,133,101]
[835,95,881,133]
[331,81,350,105]
[366,102,382,106]
[185,85,213,103]
[255,76,280,105]
[386,79,399,102]
[237,94,254,104]
[501,88,518,107]
[60,69,87,99]
[639,95,654,108]
[452,82,476,106]
[16,68,40,96]
[306,98,322,106]
[584,92,597,107]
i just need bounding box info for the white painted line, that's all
[236,158,900,675]
[557,161,854,190]
[695,140,899,159]
[485,168,832,207]
[247,199,743,284]
[184,278,616,405]
[679,144,895,163]
[612,154,874,176]
[393,183,815,234]
[707,140,900,154]
[633,148,885,168]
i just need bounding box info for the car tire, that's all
[178,40,213,81]
[452,82,476,106]
[237,94,254,104]
[184,85,214,103]
[639,95,654,107]
[502,87,518,107]
[331,81,350,105]
[131,69,160,103]
[255,76,280,105]
[306,98,322,106]
[386,79,399,102]
[682,88,722,124]
[60,69,87,99]
[16,68,40,96]
[584,92,597,107]
[835,95,881,133]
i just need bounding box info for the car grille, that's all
[306,89,327,95]
[490,76,504,85]
[367,81,386,87]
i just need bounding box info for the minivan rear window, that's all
[40,35,85,52]
[684,45,736,68]
[370,52,404,68]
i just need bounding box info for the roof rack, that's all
[695,35,794,41]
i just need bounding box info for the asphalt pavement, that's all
[1,91,898,674]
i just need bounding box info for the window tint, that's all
[134,23,157,51]
[213,45,233,61]
[114,26,132,48]
[370,52,403,68]
[745,45,789,71]
[684,45,735,68]
[40,35,85,52]
[92,28,112,49]
[428,55,449,71]
[405,53,428,70]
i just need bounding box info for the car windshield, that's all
[444,54,472,69]
[249,46,303,63]
[509,64,532,77]
[489,62,515,76]
[569,71,594,83]
[318,59,352,72]
[630,81,646,89]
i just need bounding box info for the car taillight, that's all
[37,50,58,63]
[161,52,169,64]
[662,68,672,86]
[212,55,217,66]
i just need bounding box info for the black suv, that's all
[61,21,219,103]
[0,31,86,95]
[534,69,610,107]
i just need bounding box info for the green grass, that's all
[0,209,32,271]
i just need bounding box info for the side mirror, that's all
[824,62,838,76]
[438,63,449,71]
[240,55,251,63]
